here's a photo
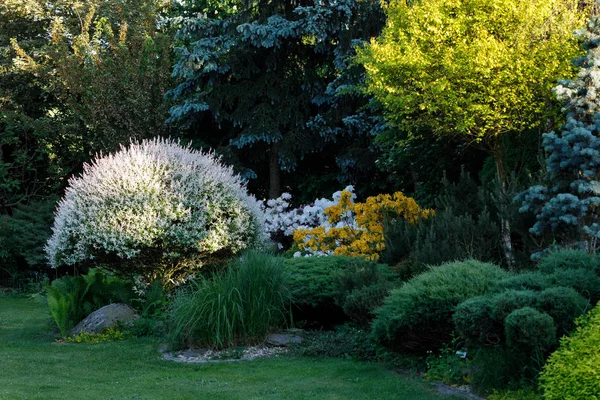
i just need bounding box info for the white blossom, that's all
[46,138,266,272]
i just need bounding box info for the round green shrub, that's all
[283,256,354,308]
[283,256,396,326]
[535,287,589,335]
[504,307,556,354]
[490,290,538,322]
[540,302,600,400]
[538,249,600,275]
[492,272,553,293]
[371,259,509,353]
[341,283,394,326]
[453,296,495,345]
[46,139,265,285]
[548,268,600,302]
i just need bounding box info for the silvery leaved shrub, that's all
[46,138,266,286]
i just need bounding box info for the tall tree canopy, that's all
[356,0,587,178]
[356,0,589,265]
[167,0,386,199]
[0,0,175,210]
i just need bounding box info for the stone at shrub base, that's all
[266,333,303,347]
[71,304,139,335]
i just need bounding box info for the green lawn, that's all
[0,297,455,400]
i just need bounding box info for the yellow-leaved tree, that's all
[356,0,590,266]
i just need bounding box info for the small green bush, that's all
[341,283,394,326]
[493,272,553,293]
[453,296,495,345]
[537,249,600,275]
[505,307,556,354]
[168,251,292,349]
[333,259,397,326]
[547,268,600,302]
[535,287,589,335]
[371,259,509,352]
[283,256,396,326]
[540,302,600,400]
[490,290,538,322]
[283,256,349,308]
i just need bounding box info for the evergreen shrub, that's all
[371,260,508,352]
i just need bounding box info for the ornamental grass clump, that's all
[45,138,265,286]
[167,251,292,349]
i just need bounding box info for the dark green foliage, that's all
[489,290,538,322]
[454,274,592,392]
[167,0,387,198]
[288,325,376,361]
[492,272,553,292]
[333,259,397,326]
[548,268,600,302]
[383,172,507,272]
[283,256,350,309]
[128,316,166,338]
[371,260,509,353]
[504,307,556,358]
[283,256,396,327]
[453,297,495,345]
[341,283,394,327]
[537,248,600,274]
[535,287,589,335]
[47,269,134,337]
[167,251,292,349]
[0,197,56,268]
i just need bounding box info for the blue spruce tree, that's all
[166,0,385,198]
[518,16,600,253]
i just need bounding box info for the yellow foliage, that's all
[356,0,588,143]
[293,191,433,260]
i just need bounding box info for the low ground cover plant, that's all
[47,269,134,337]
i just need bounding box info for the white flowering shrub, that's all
[261,186,357,254]
[46,138,266,285]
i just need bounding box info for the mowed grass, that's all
[0,297,454,400]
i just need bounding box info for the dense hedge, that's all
[540,302,600,399]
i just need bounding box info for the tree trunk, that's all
[268,141,281,199]
[494,150,516,269]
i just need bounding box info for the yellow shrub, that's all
[293,191,433,260]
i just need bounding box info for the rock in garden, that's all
[71,303,139,335]
[266,333,303,347]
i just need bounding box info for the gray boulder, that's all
[266,333,303,347]
[71,303,139,335]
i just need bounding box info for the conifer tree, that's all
[518,15,600,253]
[167,0,385,198]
